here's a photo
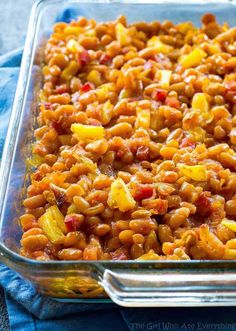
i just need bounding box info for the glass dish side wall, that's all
[1,0,236,305]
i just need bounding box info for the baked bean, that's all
[131,209,152,219]
[21,234,48,251]
[219,152,236,169]
[107,236,121,251]
[116,220,130,231]
[158,225,174,244]
[223,248,236,260]
[160,147,178,159]
[199,224,225,259]
[58,248,82,260]
[132,233,145,245]
[73,196,90,212]
[63,231,84,248]
[181,230,197,247]
[48,93,71,104]
[83,203,105,216]
[129,218,157,234]
[94,224,111,236]
[167,195,181,208]
[130,244,144,259]
[80,37,98,49]
[162,242,176,256]
[119,230,135,246]
[107,123,133,138]
[93,175,112,189]
[168,207,190,230]
[23,195,47,209]
[20,214,38,231]
[144,231,161,254]
[225,200,236,216]
[86,139,108,154]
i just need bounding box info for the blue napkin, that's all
[1,6,236,331]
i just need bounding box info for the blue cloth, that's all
[1,7,236,331]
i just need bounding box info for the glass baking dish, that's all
[1,0,236,307]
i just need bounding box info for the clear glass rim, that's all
[2,241,236,268]
[1,0,236,270]
[34,0,236,4]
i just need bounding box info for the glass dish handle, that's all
[100,268,236,307]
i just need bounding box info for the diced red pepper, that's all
[133,185,154,201]
[64,216,76,232]
[136,146,149,161]
[80,82,94,92]
[165,97,180,108]
[196,192,212,218]
[180,137,196,149]
[80,50,90,66]
[99,53,111,65]
[152,89,168,102]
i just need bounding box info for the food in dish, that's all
[20,14,236,261]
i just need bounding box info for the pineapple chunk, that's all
[192,93,213,123]
[192,93,209,113]
[71,123,104,141]
[67,203,79,215]
[147,36,173,54]
[47,205,66,234]
[67,39,83,53]
[84,29,96,38]
[87,70,102,86]
[98,83,115,93]
[158,70,172,88]
[180,48,207,68]
[61,61,79,81]
[64,26,84,36]
[26,154,43,168]
[115,23,131,46]
[221,219,236,232]
[96,83,114,102]
[38,207,65,244]
[135,107,150,129]
[108,178,136,212]
[137,249,159,260]
[177,22,194,34]
[202,42,221,55]
[178,164,207,181]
